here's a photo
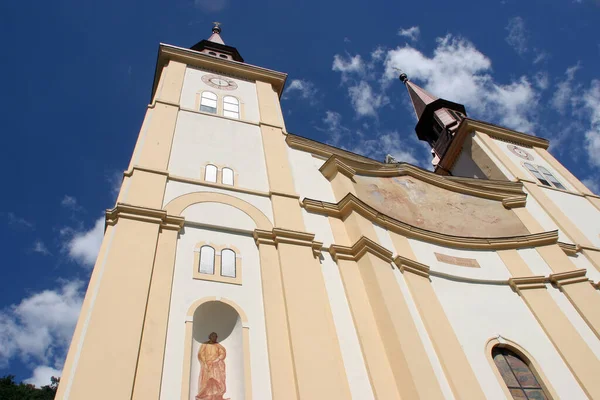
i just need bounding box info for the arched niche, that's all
[188,301,247,400]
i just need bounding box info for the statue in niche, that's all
[196,332,229,400]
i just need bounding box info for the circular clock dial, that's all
[202,74,238,91]
[507,144,534,160]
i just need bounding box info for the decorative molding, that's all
[286,134,382,165]
[558,242,581,256]
[253,228,323,257]
[303,193,559,251]
[105,203,185,231]
[319,156,357,181]
[509,276,548,293]
[549,269,589,288]
[317,155,527,206]
[329,236,393,263]
[393,256,431,278]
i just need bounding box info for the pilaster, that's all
[390,232,486,400]
[330,237,444,400]
[509,276,600,399]
[256,228,351,399]
[56,204,183,400]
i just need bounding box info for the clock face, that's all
[201,74,238,91]
[507,144,534,160]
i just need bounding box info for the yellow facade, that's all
[56,29,600,400]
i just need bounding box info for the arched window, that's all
[204,164,217,183]
[222,167,234,185]
[524,162,566,190]
[492,347,549,399]
[223,96,240,119]
[537,166,566,190]
[200,91,217,114]
[221,249,236,278]
[199,246,215,274]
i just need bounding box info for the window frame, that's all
[200,91,218,114]
[486,338,556,400]
[220,248,236,278]
[204,164,218,183]
[198,245,215,275]
[223,95,240,119]
[221,167,234,186]
[522,162,566,190]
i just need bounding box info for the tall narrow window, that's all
[200,91,217,114]
[222,167,234,185]
[492,347,549,400]
[524,163,551,187]
[223,96,240,119]
[199,246,215,274]
[204,164,217,183]
[537,166,566,190]
[221,249,236,278]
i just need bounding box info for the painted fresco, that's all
[354,175,529,237]
[196,332,229,400]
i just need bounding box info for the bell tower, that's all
[399,73,467,167]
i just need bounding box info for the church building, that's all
[55,24,600,399]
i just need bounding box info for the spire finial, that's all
[399,73,409,83]
[212,21,221,34]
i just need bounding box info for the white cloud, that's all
[0,280,83,370]
[383,35,538,132]
[371,47,385,61]
[64,217,104,267]
[24,365,62,388]
[533,50,549,64]
[347,81,389,118]
[283,79,319,104]
[332,54,365,81]
[534,71,549,90]
[398,26,420,42]
[194,0,227,12]
[582,80,600,167]
[32,240,51,256]
[551,63,582,112]
[351,130,430,168]
[505,16,528,55]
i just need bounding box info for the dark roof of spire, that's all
[190,23,244,62]
[405,80,438,120]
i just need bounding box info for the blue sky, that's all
[1,0,599,387]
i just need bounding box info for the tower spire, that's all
[399,73,467,167]
[207,21,225,45]
[190,23,244,62]
[399,73,439,120]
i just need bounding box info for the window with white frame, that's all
[524,163,566,190]
[204,164,218,183]
[200,91,217,114]
[221,249,236,278]
[199,246,215,274]
[222,167,234,185]
[223,96,240,119]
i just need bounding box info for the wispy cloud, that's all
[505,16,528,55]
[283,79,319,105]
[0,280,83,372]
[193,0,228,12]
[32,240,51,256]
[4,212,34,230]
[398,26,421,42]
[582,79,600,168]
[347,81,389,118]
[61,195,83,212]
[550,63,582,112]
[332,54,366,81]
[62,217,104,268]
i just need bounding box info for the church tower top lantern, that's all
[190,22,245,62]
[399,73,467,166]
